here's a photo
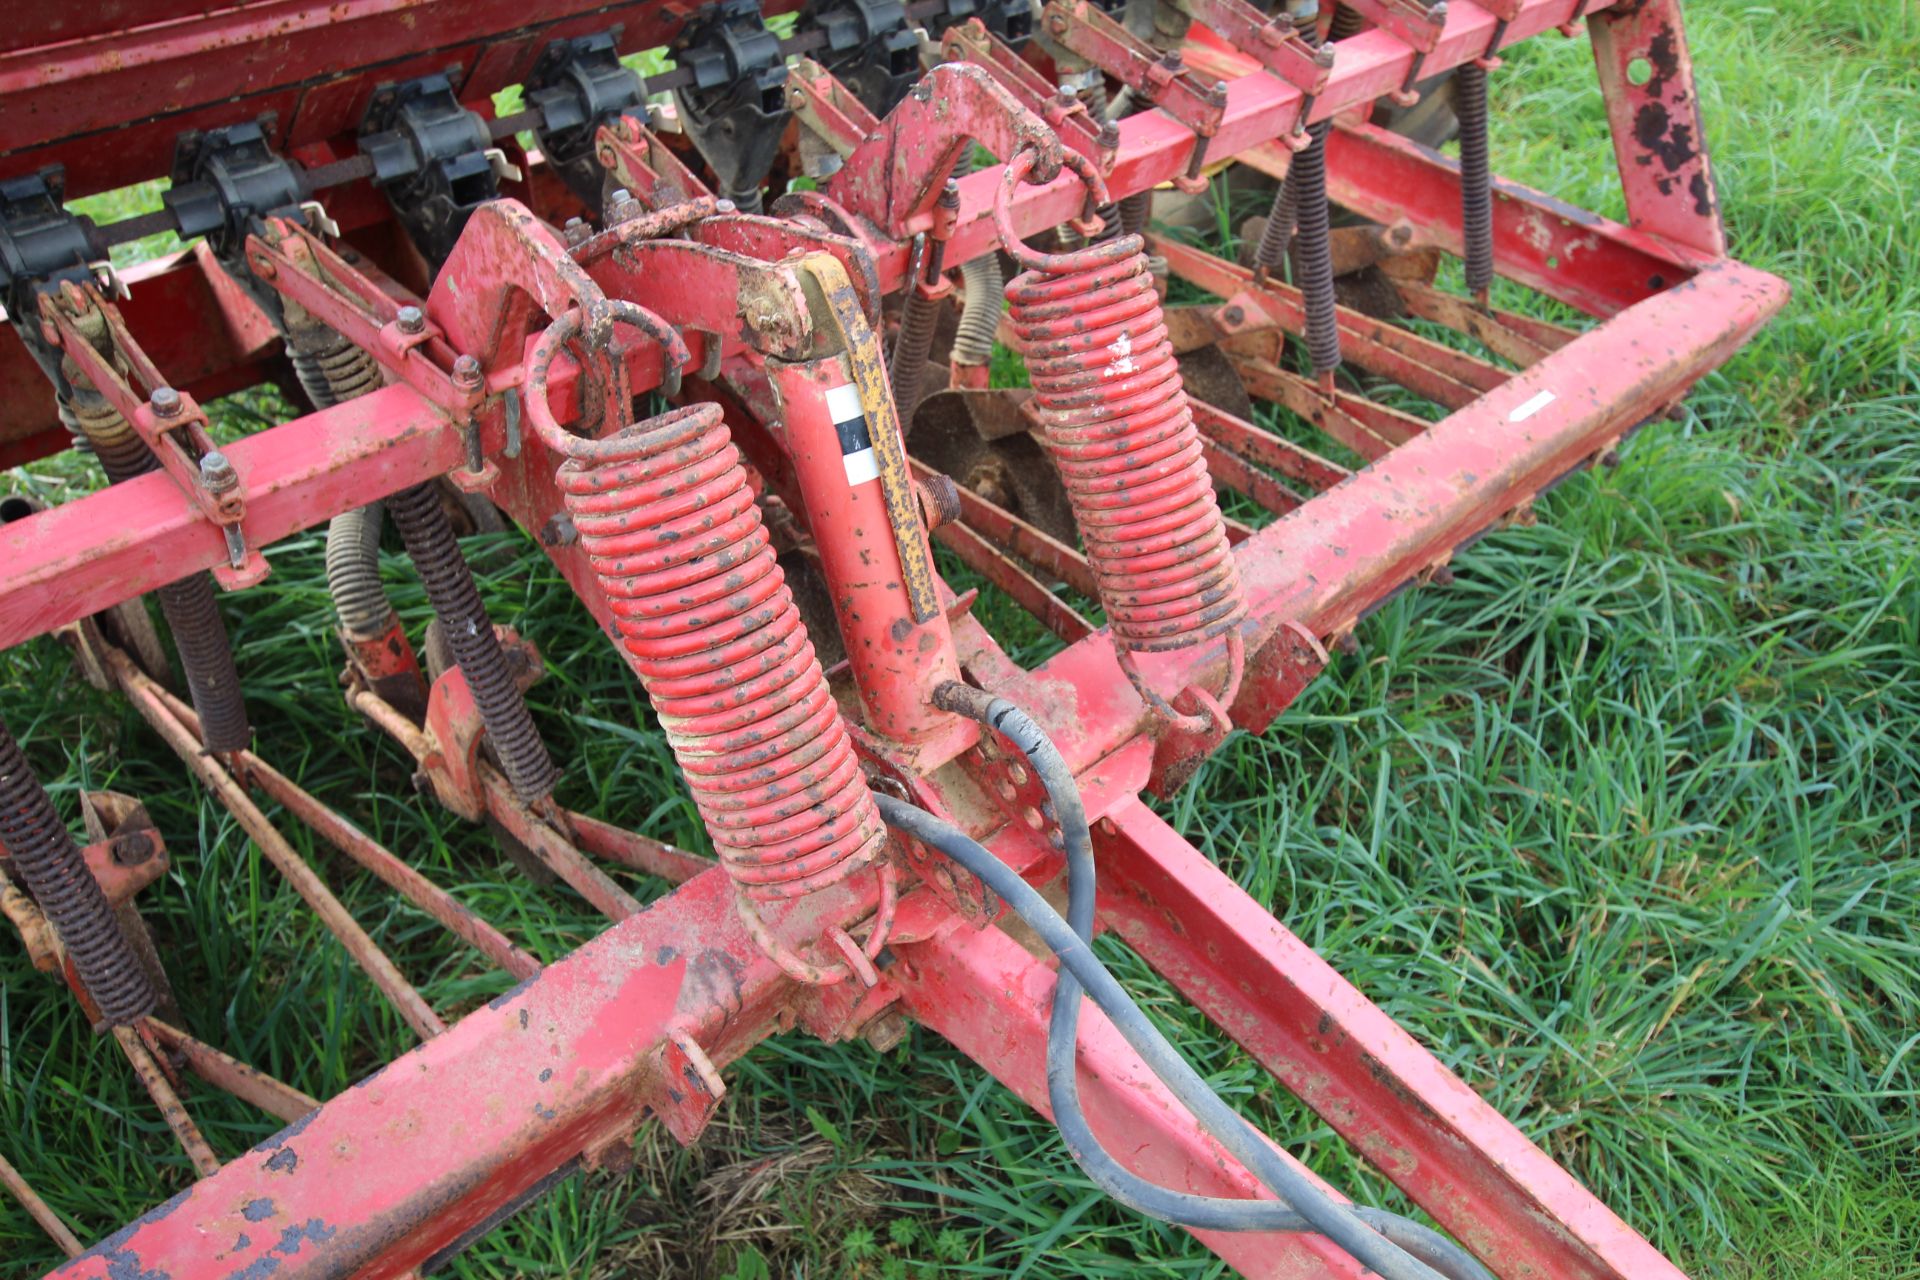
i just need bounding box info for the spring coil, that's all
[1456,60,1495,301]
[951,253,1004,370]
[0,717,157,1025]
[386,482,559,803]
[324,500,394,639]
[67,391,252,753]
[557,404,888,902]
[288,323,383,409]
[995,155,1246,655]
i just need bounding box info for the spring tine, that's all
[911,458,1100,600]
[107,649,447,1042]
[567,812,716,886]
[1187,400,1354,493]
[114,1024,222,1178]
[484,783,644,922]
[64,387,251,754]
[0,1151,86,1258]
[1392,279,1568,366]
[143,680,543,981]
[141,1019,321,1125]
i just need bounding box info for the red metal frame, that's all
[3,1,1789,1275]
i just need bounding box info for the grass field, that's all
[4,2,1918,1276]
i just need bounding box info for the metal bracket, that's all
[1335,0,1448,104]
[828,61,1068,237]
[935,20,1114,169]
[38,281,270,588]
[1172,0,1333,139]
[593,114,714,211]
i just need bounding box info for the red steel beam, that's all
[985,257,1788,779]
[1095,797,1689,1280]
[47,865,856,1280]
[927,0,1628,284]
[0,384,469,650]
[1316,124,1702,318]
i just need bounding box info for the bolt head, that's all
[396,305,425,335]
[716,199,737,214]
[198,450,237,491]
[609,187,632,207]
[149,386,182,417]
[452,354,483,385]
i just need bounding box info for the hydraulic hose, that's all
[903,684,1492,1280]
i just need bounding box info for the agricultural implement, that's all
[0,0,1784,1275]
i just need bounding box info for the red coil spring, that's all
[527,306,892,984]
[995,152,1247,655]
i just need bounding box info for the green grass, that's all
[5,3,1919,1276]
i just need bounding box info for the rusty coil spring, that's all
[67,390,252,753]
[527,304,895,985]
[386,481,559,804]
[993,150,1247,662]
[1456,59,1495,302]
[0,717,157,1025]
[287,323,383,409]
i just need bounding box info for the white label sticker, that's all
[1509,390,1557,422]
[825,382,879,487]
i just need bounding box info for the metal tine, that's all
[933,517,1096,645]
[340,683,647,922]
[105,649,448,1042]
[114,1023,222,1177]
[143,681,543,980]
[567,813,714,886]
[1200,437,1307,519]
[1155,235,1506,407]
[1393,278,1577,367]
[909,459,1100,600]
[1189,400,1354,493]
[1229,356,1402,460]
[1,1151,86,1258]
[141,1018,321,1124]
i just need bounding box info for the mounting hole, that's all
[0,496,35,523]
[1545,256,1559,270]
[1627,57,1653,87]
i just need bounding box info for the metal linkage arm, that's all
[827,61,1066,236]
